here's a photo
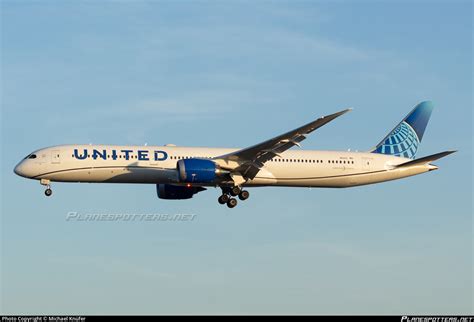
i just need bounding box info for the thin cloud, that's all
[142,25,372,63]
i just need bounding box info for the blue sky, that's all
[1,0,472,314]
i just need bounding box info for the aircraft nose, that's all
[14,161,29,178]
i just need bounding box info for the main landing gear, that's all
[218,186,250,208]
[41,179,53,197]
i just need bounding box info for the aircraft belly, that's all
[44,167,177,184]
[249,168,277,185]
[341,166,430,187]
[252,165,430,188]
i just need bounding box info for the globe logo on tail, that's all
[374,121,419,159]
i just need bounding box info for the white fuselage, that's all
[14,144,436,188]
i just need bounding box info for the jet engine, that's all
[156,184,206,200]
[176,158,227,183]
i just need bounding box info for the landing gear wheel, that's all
[230,186,241,197]
[227,198,238,208]
[40,179,52,197]
[218,194,230,204]
[238,190,249,201]
[45,188,52,197]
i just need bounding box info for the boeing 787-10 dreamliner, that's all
[14,101,455,208]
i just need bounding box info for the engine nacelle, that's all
[177,158,222,183]
[157,184,206,200]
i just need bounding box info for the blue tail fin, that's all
[371,101,434,159]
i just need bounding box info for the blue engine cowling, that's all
[177,159,218,183]
[157,184,206,200]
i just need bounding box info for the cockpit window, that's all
[28,154,37,159]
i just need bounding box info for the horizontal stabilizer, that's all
[395,150,456,168]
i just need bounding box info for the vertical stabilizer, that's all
[371,101,433,159]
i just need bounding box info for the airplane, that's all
[14,101,455,208]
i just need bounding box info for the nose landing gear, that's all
[40,179,53,197]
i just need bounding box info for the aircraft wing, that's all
[214,108,352,181]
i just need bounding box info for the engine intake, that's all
[177,158,222,183]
